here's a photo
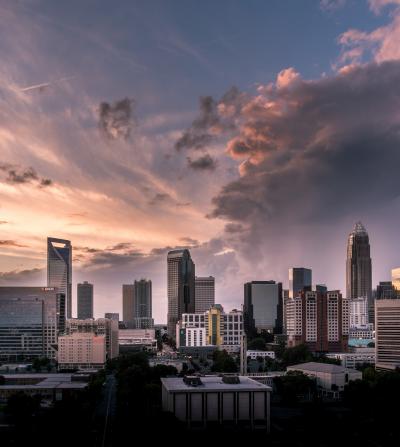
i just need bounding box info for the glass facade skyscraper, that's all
[0,287,65,361]
[47,237,72,318]
[77,281,94,319]
[122,279,153,329]
[289,268,312,299]
[167,249,195,338]
[195,276,215,313]
[243,281,283,335]
[346,222,372,304]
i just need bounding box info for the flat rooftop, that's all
[0,373,88,390]
[161,375,272,392]
[287,362,355,374]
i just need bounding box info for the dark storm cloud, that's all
[85,249,145,267]
[98,97,135,140]
[187,153,217,171]
[209,61,400,230]
[224,223,245,234]
[175,87,245,151]
[0,240,28,247]
[107,242,134,251]
[0,163,52,187]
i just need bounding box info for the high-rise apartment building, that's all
[105,313,119,321]
[243,281,283,335]
[177,305,243,354]
[0,287,65,361]
[346,222,372,302]
[375,299,400,370]
[58,333,106,370]
[167,249,195,338]
[77,281,93,319]
[47,237,72,318]
[286,290,349,353]
[195,276,215,313]
[65,318,119,359]
[122,279,153,329]
[349,297,369,327]
[289,268,312,299]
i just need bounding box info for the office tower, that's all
[195,276,215,313]
[346,222,372,301]
[391,268,400,297]
[105,313,119,321]
[77,281,93,319]
[375,299,400,370]
[122,284,134,327]
[285,290,349,353]
[133,279,153,328]
[47,237,72,318]
[243,281,283,335]
[289,268,312,299]
[315,284,328,294]
[65,318,119,359]
[167,249,195,338]
[58,333,106,370]
[349,297,369,327]
[0,287,65,361]
[177,305,243,354]
[376,281,396,299]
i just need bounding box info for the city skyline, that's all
[2,1,400,323]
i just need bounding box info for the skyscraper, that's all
[133,279,153,328]
[391,268,400,298]
[47,237,72,318]
[288,268,312,299]
[77,281,93,319]
[122,284,134,327]
[243,281,283,335]
[195,276,215,313]
[0,287,66,361]
[167,249,195,338]
[375,299,400,370]
[346,222,372,311]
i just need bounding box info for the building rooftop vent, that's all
[183,375,203,387]
[222,375,241,384]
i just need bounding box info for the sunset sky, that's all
[1,0,400,322]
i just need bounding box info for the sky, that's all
[1,0,400,322]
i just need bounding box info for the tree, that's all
[247,337,267,351]
[211,350,238,373]
[274,371,316,404]
[281,344,313,366]
[6,392,41,425]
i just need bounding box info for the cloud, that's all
[175,87,245,151]
[224,223,245,234]
[187,153,217,171]
[0,163,52,187]
[179,237,199,246]
[368,0,400,14]
[320,0,346,11]
[338,5,400,65]
[106,242,134,251]
[0,220,8,225]
[148,192,173,206]
[0,240,28,247]
[98,97,136,140]
[0,268,44,284]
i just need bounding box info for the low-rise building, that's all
[58,333,106,370]
[287,362,362,398]
[161,375,271,430]
[118,328,157,353]
[325,349,375,369]
[65,318,119,359]
[247,350,276,360]
[0,373,90,402]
